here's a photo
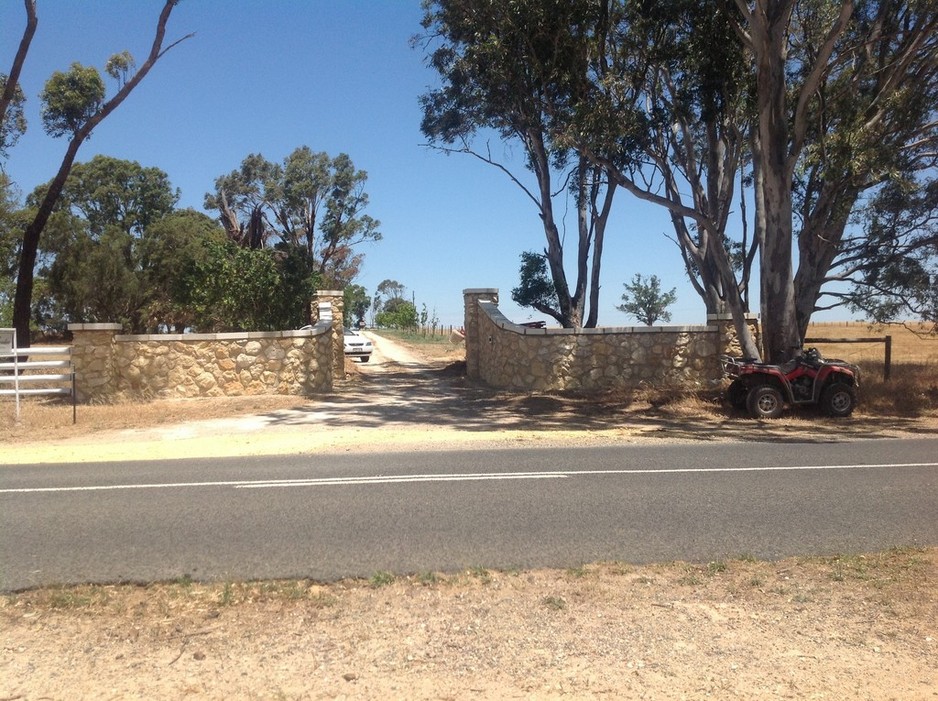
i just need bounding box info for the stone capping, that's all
[68,323,122,331]
[707,313,760,321]
[105,304,333,342]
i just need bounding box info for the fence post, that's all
[884,335,892,382]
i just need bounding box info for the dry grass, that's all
[0,394,311,444]
[807,320,938,365]
[806,321,938,416]
[4,546,931,616]
[4,547,936,699]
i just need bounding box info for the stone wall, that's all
[463,289,759,393]
[68,292,342,403]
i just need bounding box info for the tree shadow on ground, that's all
[260,361,938,445]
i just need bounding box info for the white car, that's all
[344,329,373,362]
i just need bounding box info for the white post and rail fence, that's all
[0,328,76,423]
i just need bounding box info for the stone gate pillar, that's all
[313,290,344,377]
[707,313,762,358]
[463,288,499,380]
[68,323,121,403]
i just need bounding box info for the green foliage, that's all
[375,298,418,330]
[369,571,395,588]
[180,240,319,332]
[37,157,179,332]
[39,63,105,137]
[138,209,229,331]
[43,223,142,333]
[0,74,27,157]
[371,279,418,329]
[0,174,24,325]
[30,156,318,334]
[511,251,556,314]
[419,0,624,328]
[847,176,938,328]
[8,0,188,348]
[104,51,135,88]
[616,274,677,326]
[419,302,439,329]
[422,0,938,348]
[783,0,938,335]
[375,278,405,301]
[205,147,381,287]
[343,284,371,327]
[59,155,180,237]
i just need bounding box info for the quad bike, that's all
[721,348,861,419]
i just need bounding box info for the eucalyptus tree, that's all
[205,148,382,288]
[735,0,938,359]
[343,283,371,328]
[616,274,678,326]
[55,154,179,238]
[3,0,192,347]
[204,152,277,250]
[418,0,624,328]
[585,0,760,354]
[38,156,179,332]
[592,0,937,358]
[422,0,938,359]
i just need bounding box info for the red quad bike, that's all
[721,348,861,420]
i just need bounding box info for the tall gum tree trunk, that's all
[747,0,802,363]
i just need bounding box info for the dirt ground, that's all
[2,549,936,700]
[2,333,937,699]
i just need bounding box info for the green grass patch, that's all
[707,560,728,575]
[369,571,396,588]
[467,565,492,584]
[417,571,442,585]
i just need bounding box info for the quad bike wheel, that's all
[820,382,856,417]
[746,384,784,419]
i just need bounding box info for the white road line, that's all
[237,473,568,488]
[1,462,936,494]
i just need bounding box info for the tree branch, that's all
[790,1,854,165]
[423,139,543,210]
[0,0,37,136]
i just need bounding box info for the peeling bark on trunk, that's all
[746,0,804,363]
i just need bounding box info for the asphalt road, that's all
[2,438,936,591]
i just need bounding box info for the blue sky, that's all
[3,0,744,328]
